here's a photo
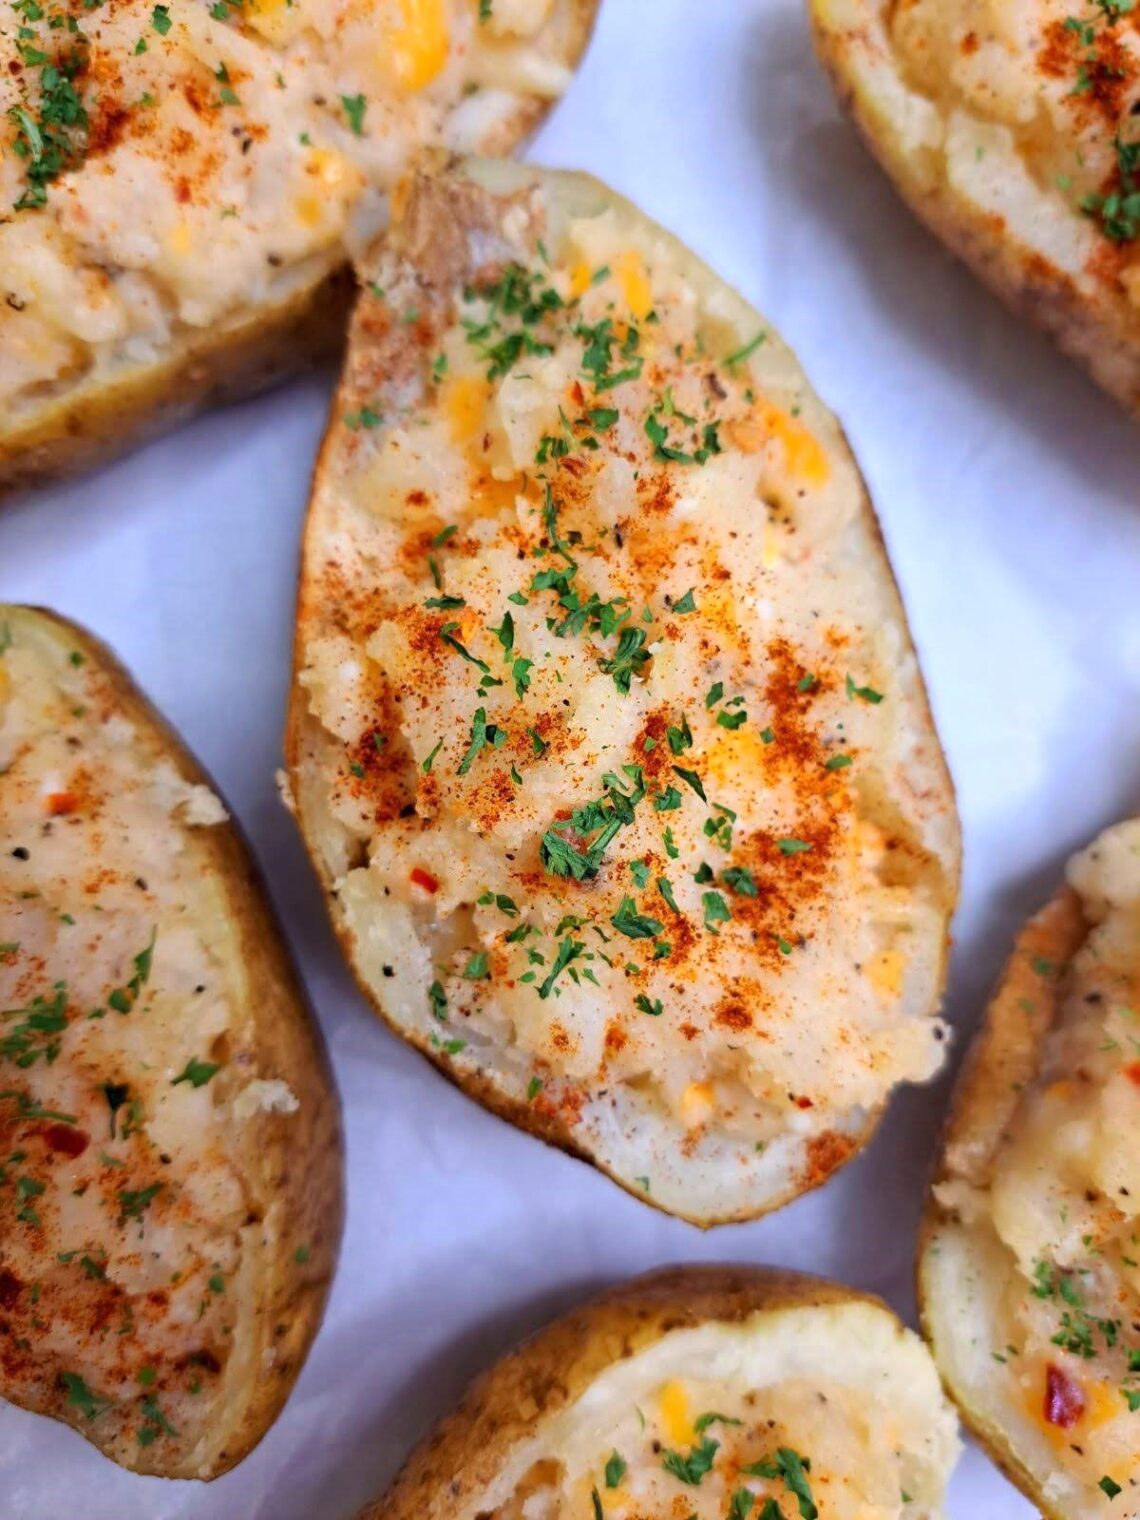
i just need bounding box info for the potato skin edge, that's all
[357,1264,894,1520]
[807,1,1140,418]
[1,605,345,1480]
[917,887,1089,1520]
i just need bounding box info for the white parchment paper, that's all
[4,1,1140,1514]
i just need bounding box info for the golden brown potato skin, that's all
[0,0,599,499]
[2,607,344,1479]
[917,887,1089,1520]
[358,1265,888,1520]
[808,0,1140,418]
[0,265,354,501]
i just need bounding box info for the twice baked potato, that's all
[809,0,1140,415]
[0,0,598,494]
[0,605,342,1477]
[286,157,961,1225]
[359,1264,962,1519]
[920,818,1140,1517]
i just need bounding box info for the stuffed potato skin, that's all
[285,156,960,1228]
[360,1264,960,1520]
[809,0,1140,416]
[920,822,1140,1519]
[0,0,599,497]
[0,606,343,1478]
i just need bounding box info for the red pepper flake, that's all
[410,867,439,894]
[1126,1062,1140,1087]
[40,1123,89,1159]
[794,1095,814,1110]
[1044,1364,1086,1429]
[46,792,76,816]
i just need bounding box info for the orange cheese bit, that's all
[388,0,450,91]
[615,250,653,321]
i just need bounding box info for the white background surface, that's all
[4,0,1140,1514]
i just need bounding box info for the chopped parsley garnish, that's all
[610,897,664,941]
[845,674,883,704]
[635,994,663,1016]
[604,1450,627,1488]
[540,769,644,880]
[672,765,706,801]
[743,1449,818,1520]
[672,588,697,614]
[171,1057,220,1088]
[429,980,447,1021]
[457,707,506,775]
[62,1372,109,1420]
[340,92,367,135]
[702,891,731,932]
[662,1435,719,1486]
[118,1183,162,1224]
[725,331,768,367]
[777,838,813,856]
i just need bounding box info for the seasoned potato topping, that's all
[0,608,340,1478]
[289,160,959,1224]
[0,0,588,422]
[890,0,1140,286]
[924,819,1140,1518]
[809,0,1140,411]
[360,1268,961,1520]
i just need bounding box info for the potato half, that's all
[808,0,1140,415]
[0,0,598,494]
[286,157,960,1225]
[0,606,342,1478]
[920,819,1140,1517]
[359,1264,961,1519]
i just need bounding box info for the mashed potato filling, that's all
[0,0,576,416]
[886,0,1140,300]
[932,820,1140,1509]
[473,1308,958,1519]
[294,165,958,1216]
[0,613,272,1468]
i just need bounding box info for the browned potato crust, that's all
[0,606,343,1477]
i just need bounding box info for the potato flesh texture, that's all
[301,185,954,1159]
[466,1310,959,1518]
[0,0,571,417]
[932,819,1140,1502]
[0,618,257,1465]
[885,0,1140,294]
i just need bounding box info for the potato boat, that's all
[809,0,1140,415]
[286,156,960,1225]
[0,605,342,1477]
[0,0,598,492]
[359,1264,962,1519]
[921,818,1140,1517]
